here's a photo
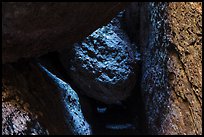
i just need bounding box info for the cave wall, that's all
[2,2,202,135]
[125,2,202,135]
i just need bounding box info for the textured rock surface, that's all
[2,62,92,135]
[125,2,202,135]
[2,82,49,135]
[38,64,92,135]
[59,14,138,104]
[2,2,128,64]
[3,2,201,135]
[165,2,202,135]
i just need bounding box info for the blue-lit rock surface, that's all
[38,64,92,135]
[59,15,138,104]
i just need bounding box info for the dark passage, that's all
[38,10,147,135]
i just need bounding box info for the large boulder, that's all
[59,14,138,104]
[2,2,128,64]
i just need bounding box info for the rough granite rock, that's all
[59,15,138,104]
[125,2,202,135]
[2,2,128,64]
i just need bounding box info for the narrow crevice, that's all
[36,9,147,135]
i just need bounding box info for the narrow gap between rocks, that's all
[38,10,147,135]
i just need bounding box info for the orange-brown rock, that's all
[125,2,202,135]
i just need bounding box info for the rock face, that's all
[59,14,138,104]
[2,102,48,135]
[2,67,49,135]
[3,2,201,135]
[2,89,49,135]
[38,64,92,135]
[2,61,92,135]
[125,2,202,135]
[2,2,128,64]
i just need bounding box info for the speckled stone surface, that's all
[59,14,139,104]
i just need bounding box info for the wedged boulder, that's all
[59,14,138,104]
[2,2,128,64]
